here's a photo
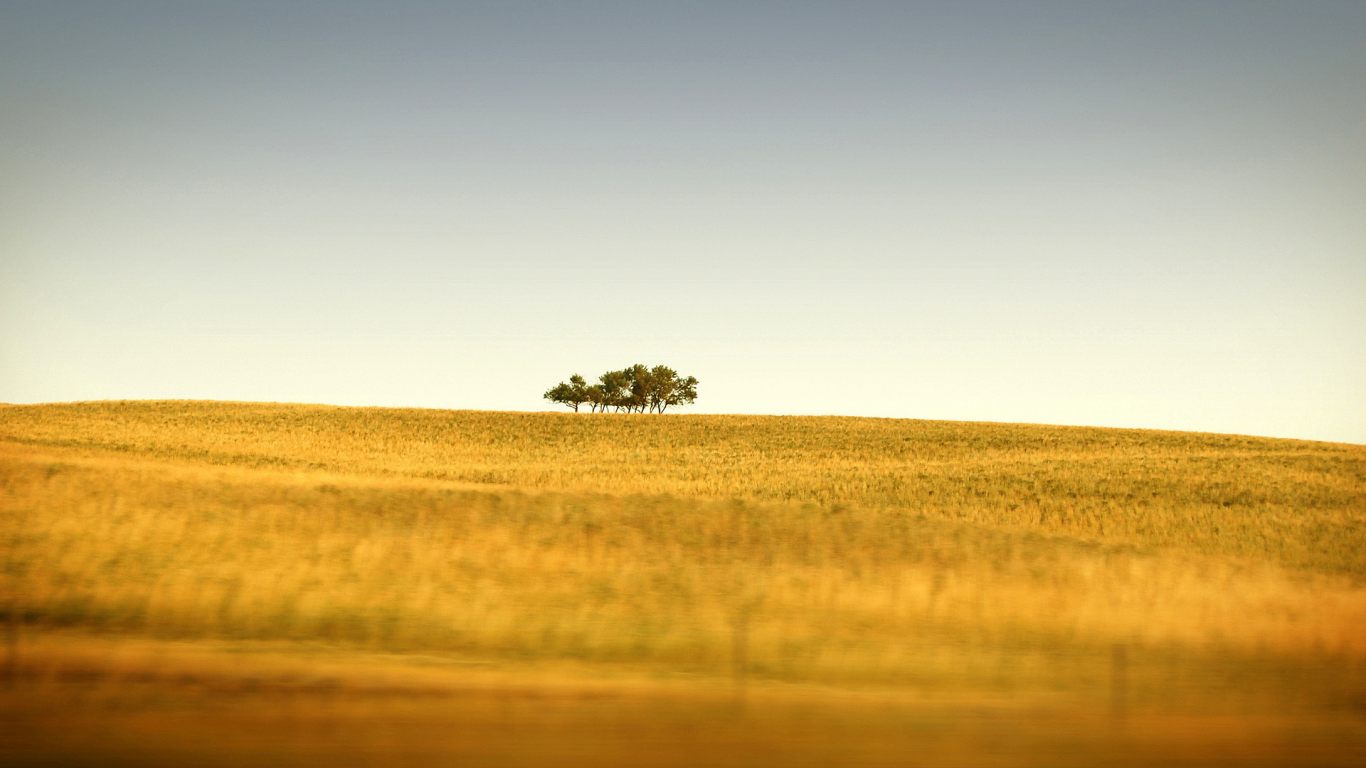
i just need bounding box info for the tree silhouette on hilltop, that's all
[545,365,698,413]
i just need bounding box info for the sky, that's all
[1,1,1363,443]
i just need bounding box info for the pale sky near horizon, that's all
[2,1,1363,443]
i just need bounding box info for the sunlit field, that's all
[3,400,1365,766]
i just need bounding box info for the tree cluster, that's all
[544,365,699,413]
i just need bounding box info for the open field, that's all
[3,400,1365,765]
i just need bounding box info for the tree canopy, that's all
[544,365,698,413]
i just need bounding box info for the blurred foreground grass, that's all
[2,401,1365,765]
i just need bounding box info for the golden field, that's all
[2,400,1365,766]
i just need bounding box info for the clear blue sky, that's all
[2,1,1363,442]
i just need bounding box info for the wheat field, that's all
[2,400,1365,766]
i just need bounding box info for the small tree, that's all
[625,364,652,413]
[597,369,632,412]
[543,374,590,412]
[656,368,698,413]
[584,383,606,412]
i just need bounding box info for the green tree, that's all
[543,374,590,412]
[625,364,652,413]
[598,369,633,412]
[651,366,698,413]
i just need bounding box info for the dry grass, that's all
[4,400,1362,574]
[2,400,1365,765]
